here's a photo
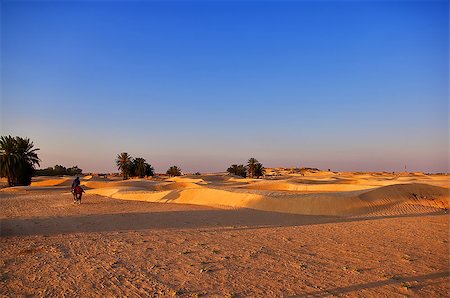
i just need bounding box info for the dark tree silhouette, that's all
[228,158,264,178]
[227,164,247,178]
[247,158,258,178]
[116,152,133,180]
[67,166,83,175]
[254,162,265,178]
[0,135,40,186]
[35,165,82,176]
[166,165,182,177]
[144,162,155,177]
[133,157,147,178]
[131,157,155,178]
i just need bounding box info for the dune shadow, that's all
[0,209,337,236]
[306,271,449,296]
[0,207,446,237]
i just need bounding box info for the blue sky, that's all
[1,0,448,173]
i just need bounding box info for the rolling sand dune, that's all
[238,180,375,192]
[1,171,449,296]
[86,184,448,217]
[30,177,70,187]
[165,177,209,185]
[82,179,160,189]
[360,183,449,208]
[85,173,449,217]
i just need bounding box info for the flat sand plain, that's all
[1,171,449,297]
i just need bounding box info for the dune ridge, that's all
[4,172,448,216]
[84,173,449,216]
[31,178,70,187]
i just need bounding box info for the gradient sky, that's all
[1,0,448,173]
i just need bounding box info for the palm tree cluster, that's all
[227,157,265,178]
[115,152,154,180]
[226,164,247,178]
[0,135,41,186]
[166,165,182,177]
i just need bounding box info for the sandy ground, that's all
[1,171,449,297]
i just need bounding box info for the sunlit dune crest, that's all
[80,171,449,217]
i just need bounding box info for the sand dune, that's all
[83,172,449,217]
[5,172,448,217]
[359,183,449,213]
[82,179,159,189]
[165,176,209,184]
[87,184,448,217]
[238,180,375,192]
[30,178,70,187]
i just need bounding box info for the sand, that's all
[84,172,449,216]
[1,171,449,296]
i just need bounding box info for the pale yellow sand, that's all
[30,178,70,187]
[83,172,449,216]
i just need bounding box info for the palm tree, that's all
[0,136,18,186]
[247,158,258,178]
[0,135,40,186]
[15,136,40,168]
[133,157,147,178]
[144,162,155,177]
[227,164,238,175]
[116,152,133,180]
[254,162,265,178]
[166,165,182,177]
[15,137,40,185]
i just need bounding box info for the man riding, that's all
[71,177,80,202]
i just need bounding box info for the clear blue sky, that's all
[1,0,448,173]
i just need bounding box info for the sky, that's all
[1,0,448,173]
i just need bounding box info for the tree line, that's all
[116,152,184,179]
[116,152,155,180]
[35,165,83,176]
[227,158,265,178]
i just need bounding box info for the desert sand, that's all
[1,170,449,296]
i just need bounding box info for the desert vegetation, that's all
[289,167,320,174]
[227,164,247,178]
[115,152,154,180]
[227,158,265,178]
[35,165,82,176]
[132,157,154,178]
[166,165,182,177]
[0,135,40,186]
